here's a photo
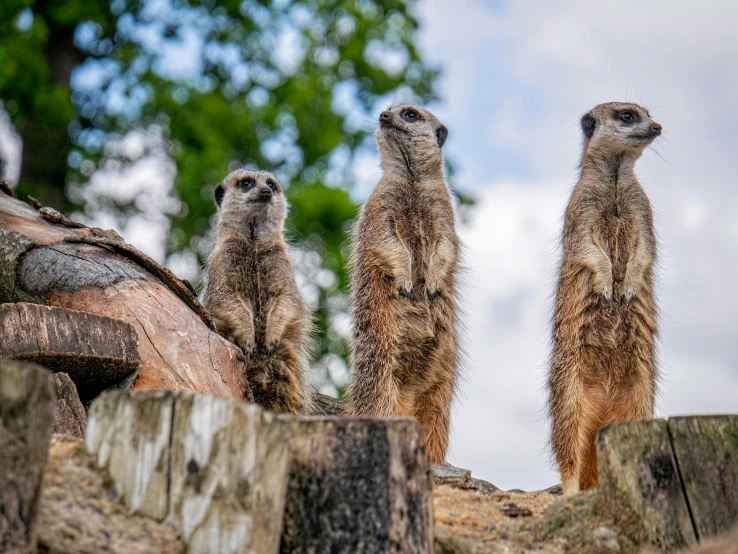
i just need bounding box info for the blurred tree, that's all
[0,0,439,395]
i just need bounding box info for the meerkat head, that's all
[214,169,287,237]
[375,104,448,174]
[581,102,662,155]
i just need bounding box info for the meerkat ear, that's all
[581,114,596,138]
[436,125,448,148]
[214,183,225,208]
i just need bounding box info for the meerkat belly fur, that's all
[548,102,662,495]
[202,169,313,414]
[348,104,460,463]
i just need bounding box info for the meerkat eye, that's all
[619,111,635,122]
[266,180,276,191]
[237,178,255,190]
[401,109,419,121]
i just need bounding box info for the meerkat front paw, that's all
[594,274,614,303]
[397,281,415,301]
[425,281,441,301]
[620,281,637,304]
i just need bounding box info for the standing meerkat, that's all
[549,102,663,495]
[202,169,313,414]
[348,104,460,463]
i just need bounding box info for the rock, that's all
[279,416,433,554]
[53,372,86,438]
[593,526,621,553]
[432,463,499,496]
[0,359,56,554]
[37,435,184,554]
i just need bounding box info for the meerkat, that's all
[548,102,663,495]
[348,104,460,463]
[202,169,313,414]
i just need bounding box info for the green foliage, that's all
[0,0,440,391]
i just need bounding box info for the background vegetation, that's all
[0,0,441,394]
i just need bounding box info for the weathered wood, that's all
[168,392,288,554]
[597,419,697,550]
[0,193,250,400]
[0,302,140,402]
[86,390,290,553]
[53,372,87,438]
[0,359,56,554]
[279,416,433,554]
[668,416,738,540]
[86,389,175,520]
[38,434,185,554]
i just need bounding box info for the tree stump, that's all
[53,372,87,438]
[0,359,56,554]
[86,390,176,520]
[168,392,288,554]
[86,390,289,554]
[668,416,738,540]
[278,416,433,554]
[597,419,697,550]
[0,302,140,403]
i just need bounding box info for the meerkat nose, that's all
[259,187,273,200]
[651,123,662,135]
[379,111,391,123]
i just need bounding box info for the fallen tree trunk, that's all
[0,189,250,401]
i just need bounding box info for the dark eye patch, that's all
[237,178,255,190]
[401,109,420,122]
[618,111,638,123]
[266,179,277,191]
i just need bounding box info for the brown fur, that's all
[347,104,460,463]
[202,169,313,414]
[548,102,662,495]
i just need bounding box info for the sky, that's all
[2,0,737,492]
[409,0,738,489]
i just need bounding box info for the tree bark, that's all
[0,359,56,554]
[53,372,87,438]
[0,191,250,401]
[668,416,738,540]
[597,419,697,550]
[278,416,434,554]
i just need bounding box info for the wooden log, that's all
[278,416,433,554]
[53,372,87,438]
[0,359,56,554]
[86,389,175,520]
[0,302,140,402]
[86,390,290,554]
[0,193,250,400]
[38,434,185,554]
[597,419,697,550]
[668,416,738,540]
